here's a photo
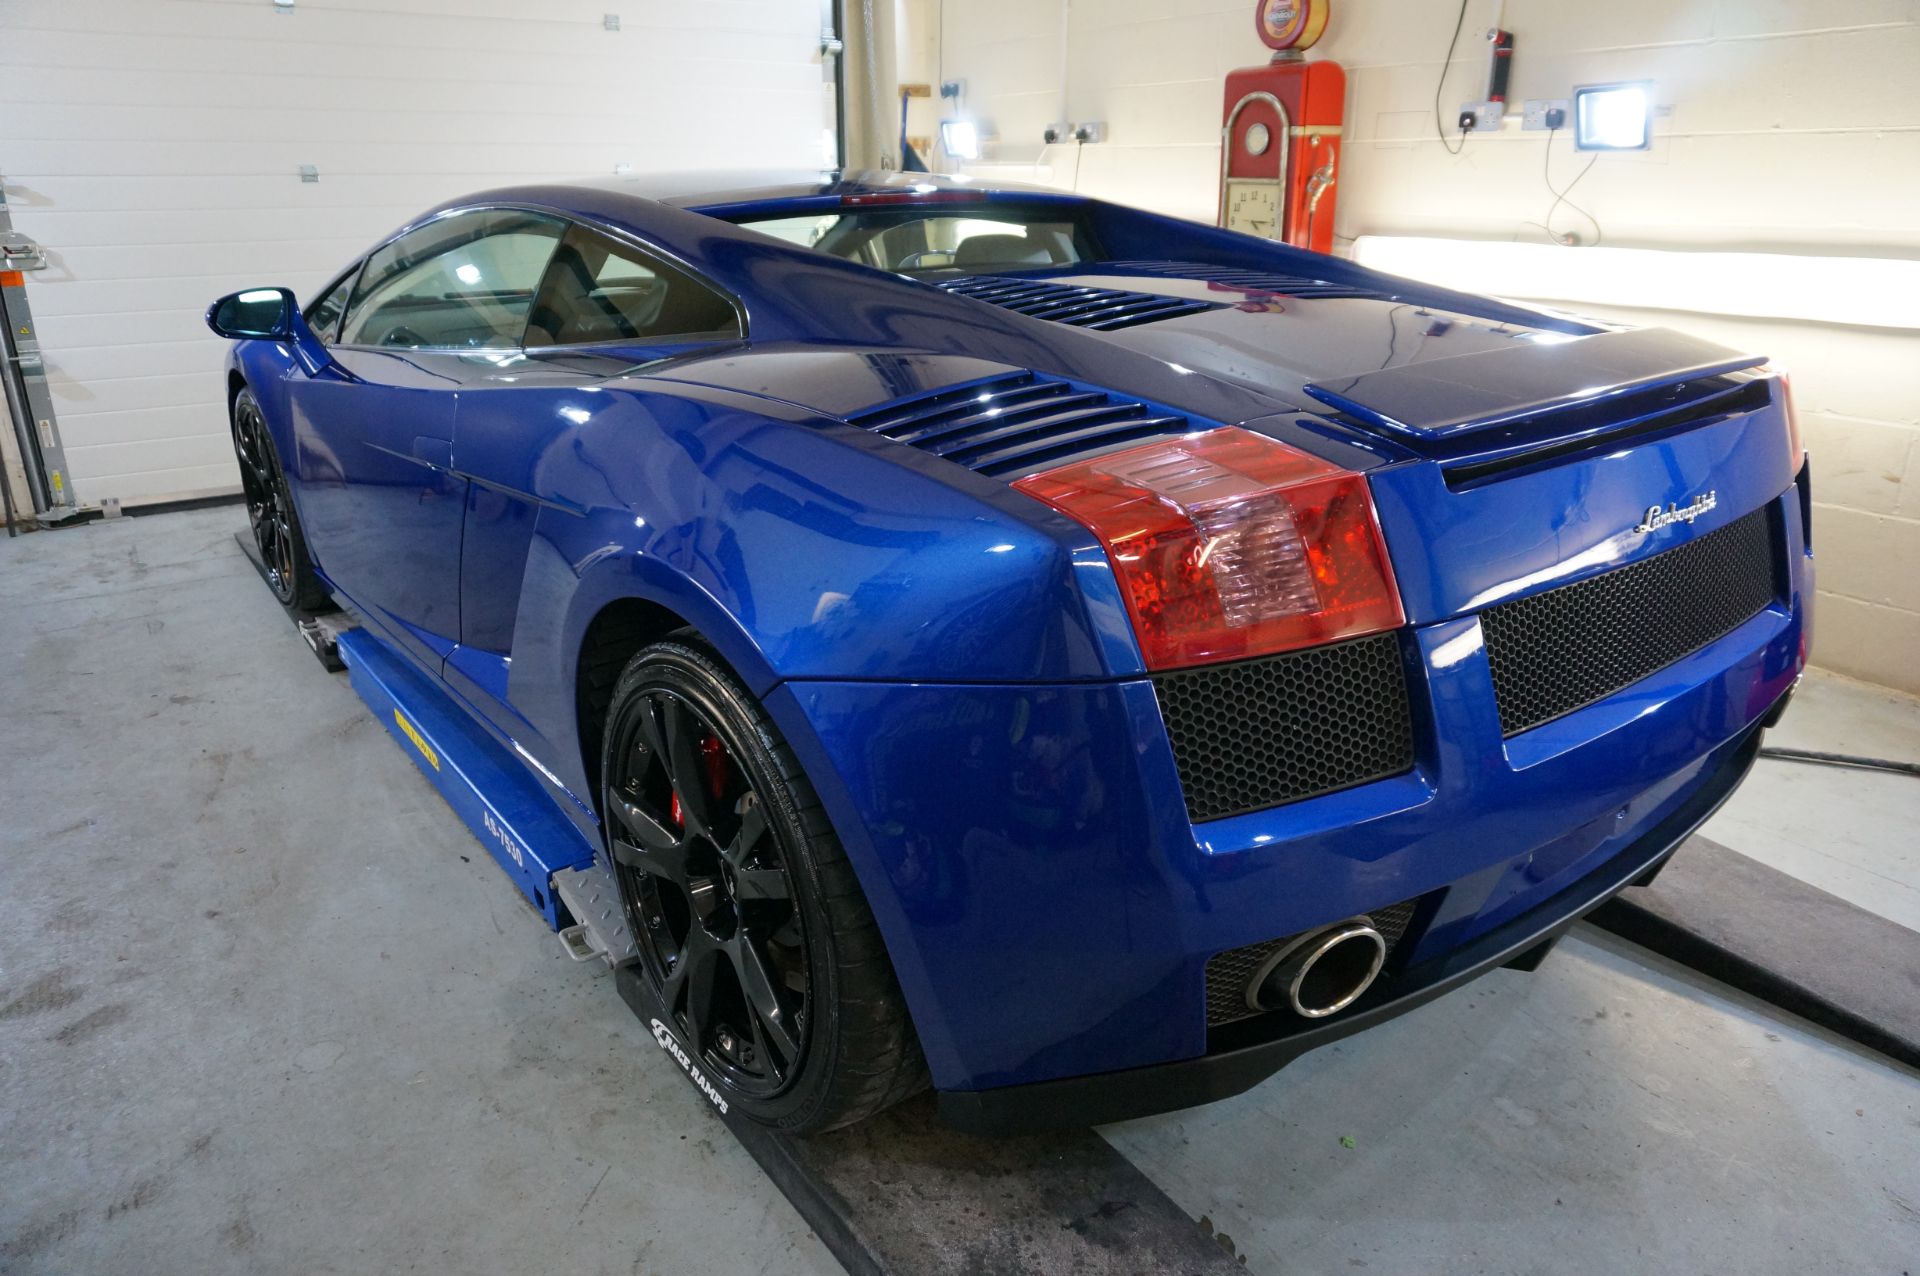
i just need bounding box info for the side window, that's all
[340,209,564,349]
[524,225,740,348]
[304,267,358,343]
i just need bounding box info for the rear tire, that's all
[231,386,327,613]
[602,636,926,1132]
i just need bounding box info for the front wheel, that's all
[231,386,327,612]
[602,637,926,1132]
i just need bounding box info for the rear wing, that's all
[1303,328,1765,441]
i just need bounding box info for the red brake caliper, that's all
[670,736,730,829]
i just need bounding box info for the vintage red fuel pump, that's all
[1219,0,1344,254]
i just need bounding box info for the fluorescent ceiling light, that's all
[940,119,980,160]
[1574,82,1652,151]
[1350,235,1920,331]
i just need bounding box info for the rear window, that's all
[732,204,1094,274]
[525,225,739,348]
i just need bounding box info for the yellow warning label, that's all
[394,709,440,771]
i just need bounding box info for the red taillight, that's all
[1771,367,1806,465]
[1014,427,1404,670]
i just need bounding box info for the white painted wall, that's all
[0,0,829,509]
[913,0,1920,692]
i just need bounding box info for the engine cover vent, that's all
[1100,260,1389,302]
[934,275,1219,330]
[845,371,1196,479]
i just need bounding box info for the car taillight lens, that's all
[1771,368,1805,465]
[1013,427,1404,670]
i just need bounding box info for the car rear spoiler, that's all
[1302,327,1767,441]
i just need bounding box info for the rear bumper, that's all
[768,478,1811,1104]
[937,720,1765,1134]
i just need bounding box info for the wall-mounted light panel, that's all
[939,119,980,160]
[1573,82,1653,151]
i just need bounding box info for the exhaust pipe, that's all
[1247,921,1387,1019]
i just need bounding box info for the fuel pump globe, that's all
[1256,0,1330,51]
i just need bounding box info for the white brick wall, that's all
[918,0,1920,693]
[1,0,829,509]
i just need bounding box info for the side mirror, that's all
[206,287,297,340]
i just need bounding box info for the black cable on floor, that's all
[1758,747,1920,778]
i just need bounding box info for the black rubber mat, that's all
[614,964,1242,1276]
[1592,834,1920,1071]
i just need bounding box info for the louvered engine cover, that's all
[844,371,1200,479]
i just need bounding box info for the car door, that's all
[444,221,744,738]
[286,207,565,673]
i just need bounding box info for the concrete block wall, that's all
[915,0,1920,692]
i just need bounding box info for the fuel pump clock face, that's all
[1224,181,1281,238]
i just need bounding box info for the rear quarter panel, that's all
[482,380,1124,801]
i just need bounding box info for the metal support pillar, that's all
[0,173,83,527]
[821,0,847,170]
[836,0,899,172]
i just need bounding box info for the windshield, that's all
[732,204,1095,275]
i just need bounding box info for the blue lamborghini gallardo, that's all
[207,171,1810,1133]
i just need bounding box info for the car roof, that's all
[556,168,1060,212]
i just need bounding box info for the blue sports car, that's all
[207,170,1810,1134]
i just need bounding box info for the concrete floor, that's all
[1104,932,1920,1273]
[4,507,1917,1275]
[1706,669,1920,931]
[0,510,836,1275]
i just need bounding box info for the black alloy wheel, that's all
[230,388,324,611]
[602,638,925,1131]
[233,393,296,601]
[609,679,811,1096]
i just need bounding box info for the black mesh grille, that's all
[1481,503,1778,736]
[1153,632,1415,824]
[1204,898,1423,1027]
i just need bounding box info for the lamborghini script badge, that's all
[1633,490,1717,535]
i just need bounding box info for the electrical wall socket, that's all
[1522,98,1570,131]
[1460,100,1505,131]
